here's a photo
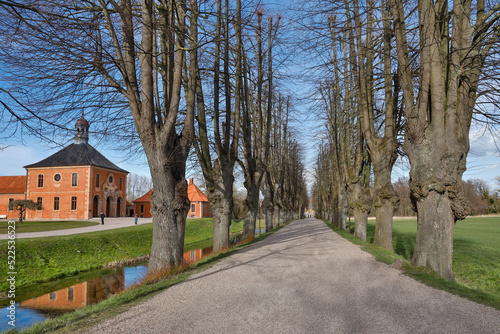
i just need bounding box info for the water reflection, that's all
[0,271,126,332]
[183,246,213,263]
[20,271,125,314]
[0,246,213,332]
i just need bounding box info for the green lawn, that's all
[0,220,100,234]
[331,215,500,309]
[185,218,244,246]
[372,217,500,294]
[0,218,244,291]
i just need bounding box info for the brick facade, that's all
[24,166,127,219]
[0,176,26,219]
[0,116,128,220]
[133,189,152,218]
[134,179,212,219]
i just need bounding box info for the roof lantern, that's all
[75,110,89,144]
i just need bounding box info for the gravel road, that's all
[93,218,500,334]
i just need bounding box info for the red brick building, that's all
[187,178,212,218]
[133,189,152,218]
[0,176,27,219]
[0,116,128,220]
[133,178,212,218]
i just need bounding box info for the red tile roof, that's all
[188,179,209,202]
[0,176,26,194]
[133,179,208,204]
[133,189,152,203]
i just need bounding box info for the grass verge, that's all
[0,218,244,291]
[0,221,100,234]
[8,222,290,334]
[323,218,500,310]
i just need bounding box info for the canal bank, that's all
[0,218,244,292]
[1,223,287,333]
[0,246,215,332]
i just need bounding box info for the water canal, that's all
[0,246,213,332]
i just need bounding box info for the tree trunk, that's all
[274,206,280,227]
[338,187,348,230]
[212,200,232,252]
[406,136,469,281]
[372,159,398,250]
[197,164,234,254]
[206,160,234,253]
[353,208,368,241]
[412,191,455,281]
[349,182,371,241]
[264,182,273,231]
[374,201,393,250]
[147,170,189,275]
[267,207,274,230]
[242,183,259,239]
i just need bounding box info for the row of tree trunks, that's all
[192,0,241,253]
[313,0,499,280]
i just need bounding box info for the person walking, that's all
[134,214,138,225]
[100,212,105,225]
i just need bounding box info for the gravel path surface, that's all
[93,218,500,334]
[0,217,153,239]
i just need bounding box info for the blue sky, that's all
[0,0,499,194]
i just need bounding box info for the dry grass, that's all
[126,248,220,290]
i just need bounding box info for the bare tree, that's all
[9,199,41,224]
[193,0,242,252]
[0,0,198,274]
[239,8,279,239]
[393,177,415,217]
[313,142,334,221]
[392,0,500,279]
[336,0,403,248]
[268,94,290,228]
[127,174,153,202]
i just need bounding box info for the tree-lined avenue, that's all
[93,219,500,334]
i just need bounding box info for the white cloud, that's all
[469,126,500,158]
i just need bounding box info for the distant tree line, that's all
[126,174,154,203]
[393,178,500,217]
